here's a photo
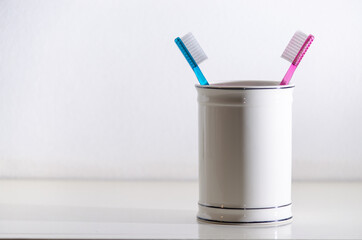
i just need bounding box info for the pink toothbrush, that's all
[280,31,314,85]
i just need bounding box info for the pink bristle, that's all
[293,35,314,66]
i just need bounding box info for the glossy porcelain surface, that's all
[196,81,294,224]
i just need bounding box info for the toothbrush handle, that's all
[280,64,297,85]
[193,66,209,85]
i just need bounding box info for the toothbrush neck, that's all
[193,66,209,85]
[280,64,297,85]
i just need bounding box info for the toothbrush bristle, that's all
[281,31,309,64]
[294,35,314,66]
[181,32,207,65]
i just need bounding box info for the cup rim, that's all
[195,80,295,90]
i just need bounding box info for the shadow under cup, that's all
[196,81,294,224]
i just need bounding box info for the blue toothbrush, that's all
[175,33,209,85]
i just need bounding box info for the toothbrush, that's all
[175,33,209,85]
[280,31,314,85]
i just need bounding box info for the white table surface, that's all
[0,180,361,239]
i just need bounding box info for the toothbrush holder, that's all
[196,80,294,224]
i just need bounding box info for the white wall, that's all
[0,0,361,180]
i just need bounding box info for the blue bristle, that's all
[174,36,209,85]
[175,37,197,69]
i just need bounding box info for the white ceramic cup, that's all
[196,80,294,224]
